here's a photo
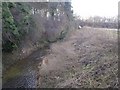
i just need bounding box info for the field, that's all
[37,27,118,88]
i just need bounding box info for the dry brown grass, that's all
[37,27,118,88]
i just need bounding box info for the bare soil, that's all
[37,27,118,88]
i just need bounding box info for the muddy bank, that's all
[2,28,70,88]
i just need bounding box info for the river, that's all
[2,48,48,88]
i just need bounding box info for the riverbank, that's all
[2,27,118,88]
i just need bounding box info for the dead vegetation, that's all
[37,27,118,88]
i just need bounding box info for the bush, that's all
[2,2,31,52]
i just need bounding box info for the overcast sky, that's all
[71,0,119,19]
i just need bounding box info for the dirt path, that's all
[37,27,118,88]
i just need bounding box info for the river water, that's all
[2,48,48,88]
